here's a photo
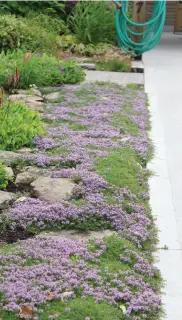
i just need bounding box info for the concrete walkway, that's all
[144,32,182,320]
[85,70,144,84]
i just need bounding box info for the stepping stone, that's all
[0,191,17,210]
[31,177,75,203]
[38,229,116,243]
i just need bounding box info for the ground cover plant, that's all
[0,51,85,90]
[0,83,162,319]
[0,100,44,151]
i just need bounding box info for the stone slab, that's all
[38,229,116,243]
[85,70,144,85]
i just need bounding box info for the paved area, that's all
[85,70,144,84]
[144,32,182,320]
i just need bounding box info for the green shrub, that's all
[0,14,64,53]
[0,161,9,190]
[0,1,65,19]
[26,12,68,35]
[0,51,85,89]
[68,1,116,45]
[0,101,44,151]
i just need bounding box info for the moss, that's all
[96,148,146,196]
[111,112,139,135]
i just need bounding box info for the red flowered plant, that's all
[0,87,4,107]
[7,67,20,93]
[14,67,19,85]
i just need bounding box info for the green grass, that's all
[126,83,144,91]
[0,298,124,320]
[47,146,68,156]
[69,122,88,131]
[96,148,145,196]
[111,112,139,135]
[96,59,131,72]
[43,118,88,131]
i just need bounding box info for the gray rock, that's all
[18,147,33,154]
[78,63,96,70]
[17,89,42,97]
[38,230,116,243]
[0,150,21,165]
[45,92,61,101]
[31,177,75,203]
[26,101,44,113]
[9,94,43,103]
[15,166,48,185]
[16,171,36,185]
[9,94,44,113]
[4,167,14,178]
[0,191,17,210]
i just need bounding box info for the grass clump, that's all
[96,148,144,195]
[0,101,44,151]
[111,112,139,135]
[68,1,116,45]
[0,51,85,90]
[96,58,131,72]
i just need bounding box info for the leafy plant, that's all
[0,1,65,18]
[0,101,44,151]
[68,1,116,45]
[0,51,85,90]
[0,14,62,53]
[0,161,9,190]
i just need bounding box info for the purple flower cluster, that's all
[6,84,153,247]
[20,84,150,168]
[0,83,161,318]
[0,237,161,317]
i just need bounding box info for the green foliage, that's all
[0,101,44,151]
[96,58,131,72]
[26,12,68,35]
[0,51,85,89]
[0,161,9,190]
[68,1,116,45]
[0,15,62,52]
[0,1,65,18]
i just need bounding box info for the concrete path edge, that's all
[144,62,182,320]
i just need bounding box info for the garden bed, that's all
[0,82,162,320]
